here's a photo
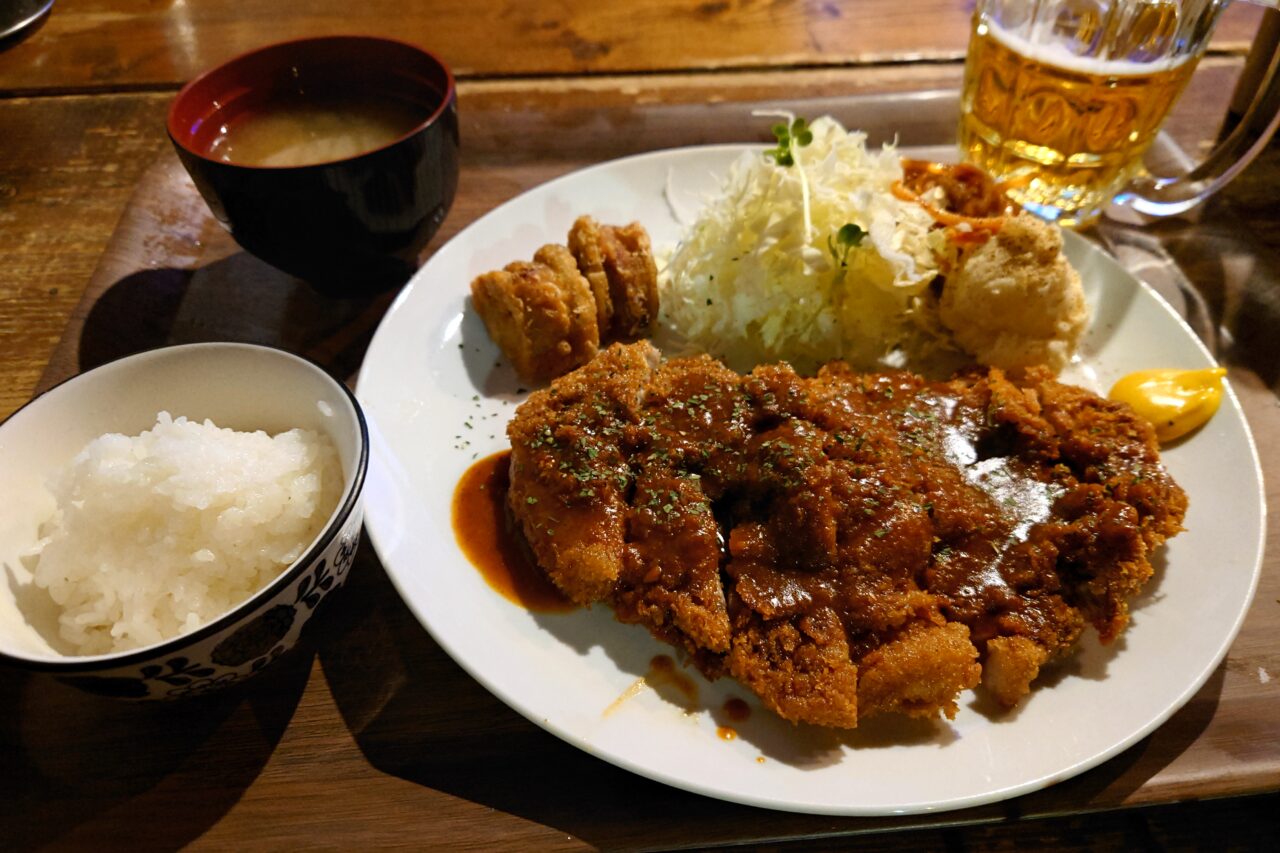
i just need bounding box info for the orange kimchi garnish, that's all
[894,159,1020,244]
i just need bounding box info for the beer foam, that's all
[982,19,1193,77]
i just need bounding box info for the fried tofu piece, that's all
[470,244,599,383]
[568,216,659,340]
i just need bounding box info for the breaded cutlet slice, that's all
[856,619,982,721]
[566,215,614,335]
[506,342,661,603]
[568,216,659,340]
[470,244,599,383]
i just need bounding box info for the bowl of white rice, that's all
[0,343,368,699]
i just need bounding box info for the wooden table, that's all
[2,2,1278,849]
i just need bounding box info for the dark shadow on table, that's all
[317,546,814,849]
[0,640,313,851]
[76,252,398,385]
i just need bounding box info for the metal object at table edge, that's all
[0,0,54,41]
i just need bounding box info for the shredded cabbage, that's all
[660,116,948,373]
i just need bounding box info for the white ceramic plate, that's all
[356,145,1265,815]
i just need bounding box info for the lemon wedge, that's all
[1109,367,1227,443]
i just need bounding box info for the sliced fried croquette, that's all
[469,244,599,382]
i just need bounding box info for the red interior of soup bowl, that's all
[168,35,454,166]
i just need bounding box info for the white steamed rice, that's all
[30,412,342,655]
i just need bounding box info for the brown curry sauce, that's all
[451,450,575,613]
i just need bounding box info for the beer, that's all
[959,15,1198,227]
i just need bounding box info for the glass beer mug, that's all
[959,0,1280,227]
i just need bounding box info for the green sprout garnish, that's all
[765,117,813,167]
[827,222,866,268]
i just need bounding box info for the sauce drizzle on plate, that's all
[453,451,575,613]
[723,697,751,722]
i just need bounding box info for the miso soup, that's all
[207,93,427,167]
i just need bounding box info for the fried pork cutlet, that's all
[507,343,1186,728]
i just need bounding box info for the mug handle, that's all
[1116,40,1280,216]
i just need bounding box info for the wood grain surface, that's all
[3,0,1280,849]
[0,0,1264,93]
